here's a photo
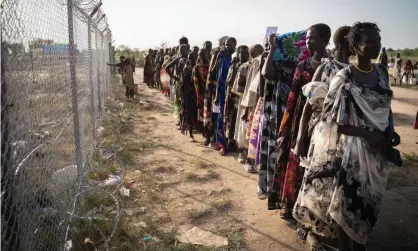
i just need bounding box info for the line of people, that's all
[142,22,403,251]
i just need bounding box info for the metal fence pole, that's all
[67,0,85,182]
[1,20,20,251]
[95,28,102,112]
[100,32,105,107]
[88,18,96,139]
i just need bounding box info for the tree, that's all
[387,48,394,53]
[114,45,146,66]
[403,48,412,56]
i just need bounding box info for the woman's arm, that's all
[278,63,304,137]
[294,101,313,156]
[208,50,220,81]
[261,34,277,81]
[337,125,369,138]
[337,125,391,154]
[235,66,247,96]
[164,58,177,80]
[258,53,267,97]
[311,64,325,82]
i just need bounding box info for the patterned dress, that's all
[224,62,240,143]
[261,61,296,209]
[246,55,266,161]
[214,53,232,149]
[192,63,209,124]
[180,66,197,135]
[300,64,393,244]
[278,59,316,209]
[292,59,348,238]
[234,62,252,149]
[258,30,309,209]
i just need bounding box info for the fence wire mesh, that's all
[1,0,117,250]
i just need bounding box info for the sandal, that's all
[296,227,309,241]
[267,194,280,210]
[219,148,226,156]
[279,207,292,220]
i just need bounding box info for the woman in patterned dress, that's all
[305,22,399,251]
[237,44,264,172]
[223,52,243,154]
[192,49,210,133]
[291,25,352,251]
[165,44,189,126]
[180,52,198,141]
[260,30,309,208]
[277,23,331,219]
[203,36,229,147]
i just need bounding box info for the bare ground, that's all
[91,69,418,251]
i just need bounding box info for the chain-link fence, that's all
[1,0,116,250]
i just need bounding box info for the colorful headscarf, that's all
[273,30,310,62]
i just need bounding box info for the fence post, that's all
[67,0,85,183]
[88,18,96,139]
[1,20,20,251]
[100,32,105,107]
[95,28,102,112]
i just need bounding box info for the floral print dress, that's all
[292,59,348,238]
[295,64,393,244]
[278,59,316,208]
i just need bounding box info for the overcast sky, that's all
[102,0,417,50]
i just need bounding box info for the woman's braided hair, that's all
[346,22,380,51]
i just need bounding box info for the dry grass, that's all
[191,158,212,169]
[188,199,233,222]
[79,84,245,250]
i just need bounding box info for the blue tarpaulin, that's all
[42,44,77,55]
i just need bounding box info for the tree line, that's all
[386,48,418,58]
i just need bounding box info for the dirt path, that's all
[102,69,418,251]
[390,86,418,154]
